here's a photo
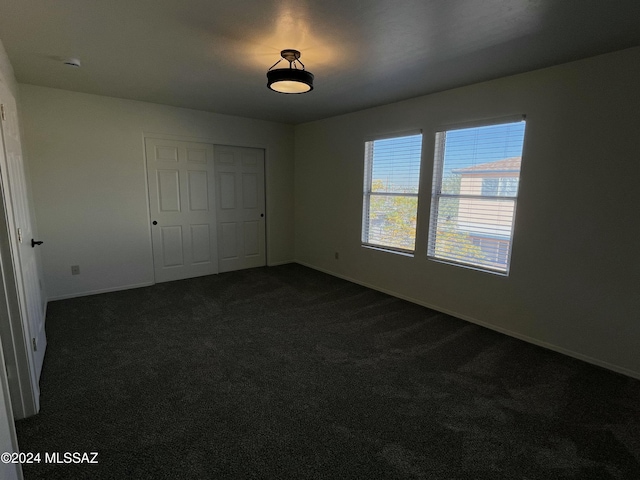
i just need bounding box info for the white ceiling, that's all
[1,0,639,124]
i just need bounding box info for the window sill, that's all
[427,256,509,276]
[362,244,415,258]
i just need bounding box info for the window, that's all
[362,133,423,253]
[427,119,526,273]
[481,177,519,196]
[481,178,499,196]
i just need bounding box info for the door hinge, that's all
[1,104,5,121]
[32,338,37,352]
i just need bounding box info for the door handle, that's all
[31,239,43,248]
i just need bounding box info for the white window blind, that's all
[427,120,526,273]
[362,133,423,252]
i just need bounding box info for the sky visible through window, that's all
[441,121,526,175]
[371,134,422,192]
[371,122,526,186]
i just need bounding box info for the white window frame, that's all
[361,131,423,255]
[427,116,526,275]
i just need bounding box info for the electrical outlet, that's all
[71,265,80,275]
[334,252,339,260]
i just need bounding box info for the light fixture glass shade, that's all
[267,68,314,94]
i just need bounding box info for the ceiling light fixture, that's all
[267,49,314,94]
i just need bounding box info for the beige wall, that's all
[294,47,640,378]
[19,85,295,300]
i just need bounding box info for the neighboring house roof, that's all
[453,156,521,174]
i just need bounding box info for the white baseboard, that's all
[294,261,640,381]
[47,281,155,302]
[267,260,294,267]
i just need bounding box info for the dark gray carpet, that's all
[15,264,640,479]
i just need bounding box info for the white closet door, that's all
[146,138,217,283]
[214,146,266,273]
